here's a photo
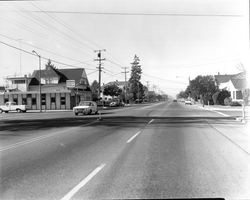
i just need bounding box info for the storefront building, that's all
[0,66,92,110]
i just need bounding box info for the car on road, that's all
[173,99,177,102]
[184,100,192,105]
[0,101,27,113]
[73,101,98,116]
[109,101,119,107]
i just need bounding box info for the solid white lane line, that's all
[210,110,230,117]
[148,119,154,124]
[127,131,141,143]
[0,121,96,152]
[60,163,106,200]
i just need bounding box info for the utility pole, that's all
[94,49,106,101]
[122,67,129,104]
[32,50,42,113]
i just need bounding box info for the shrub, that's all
[230,101,242,106]
[224,97,232,106]
[217,90,231,105]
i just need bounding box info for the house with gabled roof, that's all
[214,72,248,102]
[0,65,92,110]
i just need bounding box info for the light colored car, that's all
[184,100,192,105]
[73,101,98,116]
[0,101,27,113]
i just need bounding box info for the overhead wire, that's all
[0,33,97,69]
[0,40,95,70]
[14,3,94,57]
[28,10,244,18]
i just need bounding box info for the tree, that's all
[103,83,122,97]
[128,55,143,101]
[90,80,99,101]
[177,90,188,99]
[188,75,218,105]
[45,59,56,70]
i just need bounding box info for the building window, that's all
[236,91,243,100]
[13,98,18,104]
[41,94,46,105]
[32,98,36,105]
[22,98,27,105]
[51,97,56,103]
[13,80,25,84]
[4,98,8,103]
[60,96,66,105]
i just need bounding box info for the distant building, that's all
[0,66,92,110]
[101,80,127,101]
[0,86,5,94]
[215,72,248,102]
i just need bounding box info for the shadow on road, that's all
[0,116,237,133]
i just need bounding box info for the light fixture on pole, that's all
[32,50,42,112]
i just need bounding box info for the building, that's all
[101,80,127,102]
[0,66,92,110]
[215,72,248,102]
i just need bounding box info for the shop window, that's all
[22,98,27,105]
[13,98,18,104]
[51,97,56,103]
[60,96,66,105]
[4,98,9,103]
[32,98,36,105]
[41,94,46,105]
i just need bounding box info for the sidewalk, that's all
[193,102,249,122]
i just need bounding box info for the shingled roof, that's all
[214,74,234,84]
[29,67,89,86]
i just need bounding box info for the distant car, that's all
[73,101,98,115]
[185,100,192,105]
[109,101,118,107]
[110,101,125,107]
[173,99,177,102]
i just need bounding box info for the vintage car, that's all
[73,101,98,116]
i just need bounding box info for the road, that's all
[0,101,249,200]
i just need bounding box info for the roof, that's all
[214,74,234,84]
[106,81,127,86]
[30,67,89,86]
[231,77,247,90]
[58,68,88,84]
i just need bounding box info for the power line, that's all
[30,2,100,51]
[0,40,95,70]
[14,4,94,57]
[142,73,187,85]
[0,33,97,69]
[27,10,244,17]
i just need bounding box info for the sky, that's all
[0,0,249,97]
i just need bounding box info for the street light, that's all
[32,50,42,112]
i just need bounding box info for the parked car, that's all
[185,100,192,105]
[110,101,118,107]
[73,101,98,116]
[0,101,27,113]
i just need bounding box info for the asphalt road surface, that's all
[0,101,249,200]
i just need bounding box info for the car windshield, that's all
[79,102,91,106]
[0,1,249,200]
